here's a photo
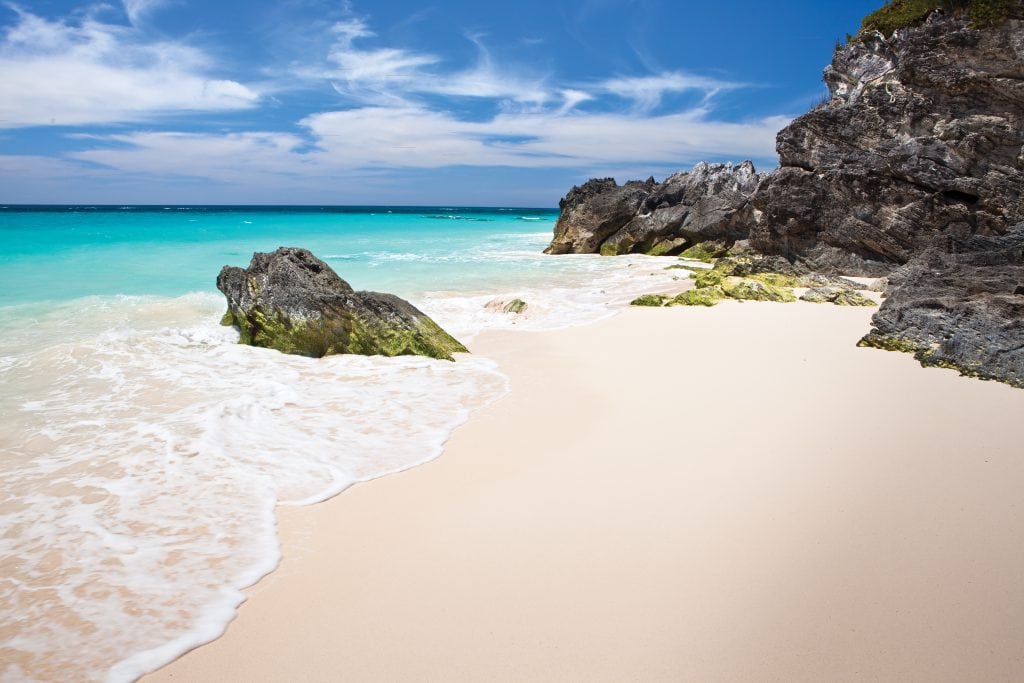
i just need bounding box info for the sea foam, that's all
[0,294,508,681]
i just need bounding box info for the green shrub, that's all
[860,0,1012,35]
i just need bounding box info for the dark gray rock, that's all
[751,9,1024,274]
[544,177,655,254]
[859,224,1024,385]
[800,286,877,306]
[217,247,467,360]
[545,162,761,256]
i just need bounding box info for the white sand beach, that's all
[147,300,1024,682]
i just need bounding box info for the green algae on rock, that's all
[721,277,797,303]
[503,299,528,314]
[217,247,467,360]
[858,331,1023,387]
[668,287,726,307]
[630,294,669,307]
[748,272,806,289]
[679,241,731,263]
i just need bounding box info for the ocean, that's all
[0,206,684,681]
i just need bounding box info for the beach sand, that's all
[147,301,1024,682]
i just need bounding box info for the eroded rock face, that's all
[751,8,1024,274]
[545,162,762,256]
[217,247,467,360]
[860,224,1024,386]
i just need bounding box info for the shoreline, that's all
[147,300,1024,681]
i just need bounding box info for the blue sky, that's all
[0,0,881,206]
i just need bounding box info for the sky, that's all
[0,0,882,206]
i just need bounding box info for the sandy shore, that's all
[147,301,1024,682]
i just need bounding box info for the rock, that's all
[858,223,1024,385]
[630,294,669,307]
[545,162,762,256]
[751,8,1024,274]
[217,247,467,360]
[800,272,876,291]
[503,298,528,314]
[667,287,726,307]
[485,298,529,314]
[746,272,806,289]
[800,287,877,306]
[545,177,655,254]
[721,277,797,303]
[679,241,731,263]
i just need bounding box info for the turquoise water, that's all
[0,206,685,682]
[0,206,559,305]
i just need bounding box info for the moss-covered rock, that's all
[721,277,797,302]
[858,331,1022,386]
[679,241,731,263]
[630,294,669,307]
[748,272,806,288]
[645,238,687,256]
[217,248,467,360]
[667,287,726,307]
[800,287,877,306]
[857,332,923,354]
[503,298,528,314]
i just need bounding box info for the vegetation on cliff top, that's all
[860,0,1014,35]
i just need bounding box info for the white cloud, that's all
[558,89,593,114]
[304,106,783,168]
[321,18,550,105]
[122,0,170,26]
[66,105,783,187]
[71,131,309,182]
[599,72,738,111]
[0,8,259,127]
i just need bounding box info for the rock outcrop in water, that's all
[545,162,761,256]
[546,1,1024,386]
[217,247,467,360]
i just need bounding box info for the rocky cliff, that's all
[545,161,761,256]
[547,1,1024,386]
[752,5,1024,274]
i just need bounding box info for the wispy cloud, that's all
[319,18,550,105]
[71,131,307,183]
[0,7,259,127]
[598,72,739,111]
[68,106,783,183]
[121,0,170,26]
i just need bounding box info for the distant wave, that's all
[423,214,491,222]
